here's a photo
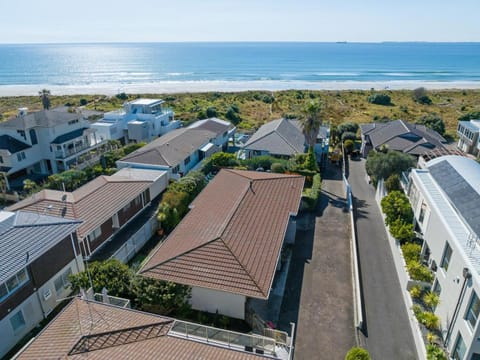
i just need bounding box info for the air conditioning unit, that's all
[43,288,52,301]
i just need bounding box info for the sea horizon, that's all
[1,42,480,96]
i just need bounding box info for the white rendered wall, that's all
[190,287,246,320]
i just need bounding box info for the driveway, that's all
[349,158,417,360]
[279,162,355,359]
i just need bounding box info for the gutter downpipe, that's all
[445,267,472,347]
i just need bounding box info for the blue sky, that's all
[0,0,478,43]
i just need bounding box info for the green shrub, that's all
[206,106,217,118]
[116,92,128,100]
[302,174,321,211]
[426,344,447,360]
[401,242,421,263]
[345,347,371,360]
[412,304,423,321]
[409,285,422,300]
[390,219,414,243]
[368,93,392,106]
[79,98,88,106]
[343,139,354,154]
[407,260,433,283]
[271,163,286,173]
[421,311,440,330]
[381,190,414,226]
[423,292,440,311]
[341,131,357,142]
[385,174,401,192]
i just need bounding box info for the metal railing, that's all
[94,293,131,308]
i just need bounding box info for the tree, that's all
[365,150,415,183]
[413,87,432,105]
[385,174,401,192]
[225,105,241,125]
[416,114,445,136]
[380,190,414,226]
[337,122,359,140]
[131,277,191,315]
[69,259,132,298]
[206,106,217,118]
[23,179,38,195]
[341,132,357,142]
[343,139,354,154]
[389,218,414,243]
[209,152,238,168]
[300,100,323,147]
[39,89,51,110]
[345,347,371,360]
[116,92,128,100]
[367,93,392,106]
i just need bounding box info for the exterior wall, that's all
[118,195,144,226]
[149,173,168,200]
[190,287,246,320]
[86,219,114,255]
[0,282,35,320]
[409,176,480,358]
[0,293,43,358]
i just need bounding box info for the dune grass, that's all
[1,89,479,137]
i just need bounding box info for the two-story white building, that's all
[0,108,105,190]
[457,120,480,157]
[91,99,179,143]
[407,156,480,360]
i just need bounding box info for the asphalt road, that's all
[349,158,418,360]
[279,163,355,359]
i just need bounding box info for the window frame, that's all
[0,268,29,302]
[10,310,26,332]
[452,333,466,360]
[465,292,480,329]
[440,242,452,272]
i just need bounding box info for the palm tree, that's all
[39,89,51,110]
[299,100,323,148]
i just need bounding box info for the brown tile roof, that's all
[7,176,151,239]
[15,298,269,360]
[140,169,304,299]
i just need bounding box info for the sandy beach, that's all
[1,80,480,96]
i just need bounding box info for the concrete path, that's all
[279,163,355,359]
[349,158,417,360]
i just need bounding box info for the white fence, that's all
[111,215,158,263]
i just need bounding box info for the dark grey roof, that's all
[243,118,306,156]
[1,109,83,130]
[428,157,480,238]
[188,118,234,134]
[51,127,88,144]
[0,211,81,283]
[118,128,216,167]
[361,119,446,156]
[0,135,31,153]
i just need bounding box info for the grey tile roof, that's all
[51,127,88,144]
[361,119,446,155]
[427,156,480,239]
[243,118,306,156]
[1,109,83,130]
[188,117,234,134]
[0,211,81,283]
[0,135,31,153]
[119,128,216,167]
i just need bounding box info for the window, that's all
[172,165,180,174]
[10,310,26,332]
[29,129,38,145]
[1,269,29,301]
[432,280,442,296]
[54,267,72,295]
[17,130,26,140]
[452,333,466,360]
[440,242,452,271]
[466,292,480,329]
[418,202,427,224]
[88,227,102,242]
[16,152,26,161]
[0,155,3,163]
[184,156,191,166]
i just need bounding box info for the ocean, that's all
[0,42,479,95]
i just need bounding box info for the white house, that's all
[457,120,480,157]
[407,155,480,359]
[0,108,106,190]
[91,99,179,143]
[139,169,304,320]
[0,210,82,358]
[116,118,235,180]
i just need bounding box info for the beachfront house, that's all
[0,108,106,190]
[456,119,480,157]
[91,99,179,143]
[139,169,304,322]
[360,119,446,157]
[116,118,235,180]
[0,210,82,358]
[406,156,480,359]
[7,172,164,259]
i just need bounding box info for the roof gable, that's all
[0,135,31,153]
